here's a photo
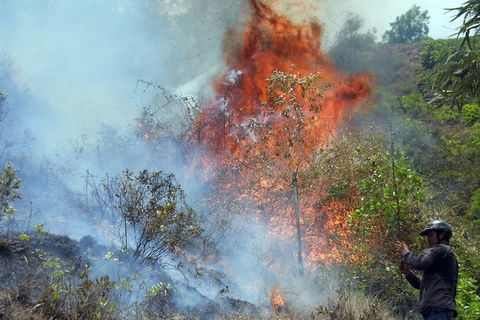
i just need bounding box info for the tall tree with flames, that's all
[249,68,330,275]
[187,0,371,272]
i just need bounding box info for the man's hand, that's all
[399,261,411,276]
[396,241,409,256]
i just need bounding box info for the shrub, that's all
[0,163,21,220]
[0,247,120,319]
[86,169,203,265]
[461,104,480,126]
[311,289,401,319]
[456,269,480,320]
[396,93,428,118]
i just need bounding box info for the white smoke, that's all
[0,0,464,157]
[0,0,242,156]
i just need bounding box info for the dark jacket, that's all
[402,244,458,316]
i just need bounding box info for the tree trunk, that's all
[292,171,304,276]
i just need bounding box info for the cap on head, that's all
[419,220,452,239]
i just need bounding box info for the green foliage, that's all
[34,223,46,234]
[311,288,399,319]
[396,93,428,118]
[0,163,21,221]
[346,258,417,317]
[260,68,330,162]
[452,218,480,285]
[38,263,118,319]
[431,48,480,107]
[432,105,460,123]
[0,248,121,319]
[311,127,424,316]
[456,269,480,320]
[88,169,203,265]
[262,68,330,275]
[147,281,172,298]
[467,188,480,222]
[420,40,458,71]
[461,104,480,126]
[334,133,426,317]
[428,1,480,106]
[351,156,425,240]
[447,0,480,49]
[382,5,430,44]
[417,39,459,98]
[383,85,480,217]
[17,233,30,241]
[464,122,480,158]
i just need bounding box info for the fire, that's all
[187,0,372,265]
[270,283,287,312]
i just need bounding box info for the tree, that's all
[85,169,203,265]
[431,1,480,107]
[0,163,21,224]
[134,80,202,141]
[254,69,330,275]
[382,5,430,44]
[448,0,480,49]
[329,14,377,73]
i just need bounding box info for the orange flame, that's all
[190,0,371,157]
[187,0,372,265]
[270,283,287,311]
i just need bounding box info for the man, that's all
[396,220,458,319]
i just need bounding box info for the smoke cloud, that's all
[0,0,464,156]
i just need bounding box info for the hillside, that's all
[1,2,480,318]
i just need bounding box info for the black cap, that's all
[419,220,452,239]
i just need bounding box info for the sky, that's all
[0,0,467,157]
[319,0,464,45]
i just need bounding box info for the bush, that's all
[0,246,120,320]
[311,289,402,319]
[86,169,203,265]
[396,93,428,118]
[0,163,21,220]
[467,189,480,223]
[461,104,480,126]
[432,105,460,124]
[456,269,480,320]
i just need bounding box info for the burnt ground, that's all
[0,233,82,289]
[0,233,86,319]
[0,232,260,320]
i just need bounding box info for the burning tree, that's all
[186,0,372,270]
[249,68,331,275]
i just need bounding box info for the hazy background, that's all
[0,0,463,156]
[319,0,463,45]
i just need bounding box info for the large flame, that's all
[188,0,372,265]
